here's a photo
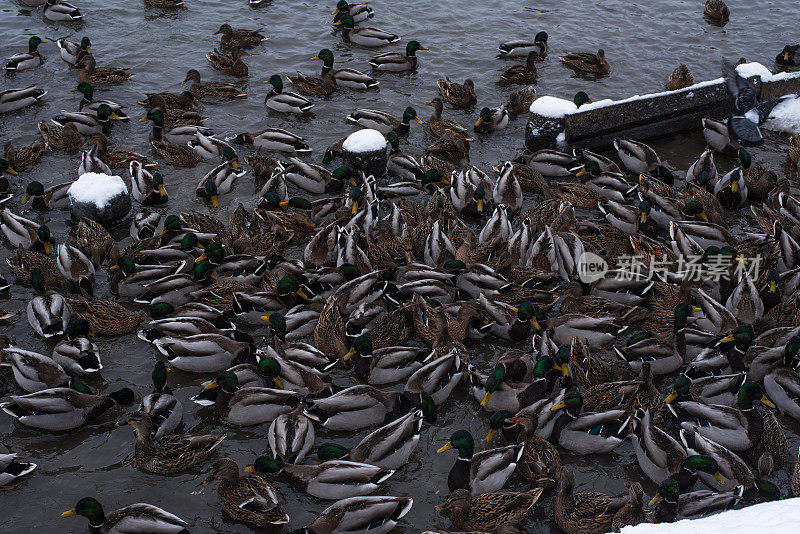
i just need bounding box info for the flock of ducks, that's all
[3,1,800,533]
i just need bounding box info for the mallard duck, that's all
[664,373,745,407]
[650,479,743,522]
[299,495,412,534]
[554,469,630,534]
[201,371,301,426]
[89,133,152,168]
[5,139,45,171]
[264,404,315,464]
[206,48,249,77]
[2,377,133,431]
[0,453,36,487]
[4,36,46,72]
[776,44,800,66]
[437,78,477,109]
[704,0,730,23]
[347,106,422,135]
[312,48,378,90]
[1,86,47,114]
[702,117,740,155]
[335,14,399,47]
[214,23,268,49]
[138,90,196,111]
[51,104,119,137]
[142,108,212,144]
[65,298,145,335]
[1,346,69,392]
[520,149,576,177]
[498,31,549,59]
[667,64,695,90]
[78,143,112,175]
[181,69,245,99]
[203,457,289,527]
[56,36,90,66]
[264,74,313,113]
[474,105,509,134]
[304,384,398,431]
[500,51,538,84]
[283,158,343,195]
[144,0,184,7]
[142,110,203,167]
[196,159,245,208]
[139,362,182,438]
[680,429,757,492]
[425,98,473,140]
[507,85,537,115]
[611,482,652,532]
[230,128,311,154]
[332,1,375,24]
[287,68,338,96]
[368,40,428,72]
[714,167,748,209]
[386,131,424,181]
[51,319,101,375]
[56,243,95,296]
[79,55,132,85]
[436,429,523,494]
[491,411,562,489]
[72,82,129,119]
[559,49,610,75]
[247,455,395,500]
[436,488,542,532]
[26,283,68,339]
[129,161,168,205]
[43,0,81,20]
[61,498,189,533]
[631,408,694,484]
[37,120,81,150]
[614,139,669,176]
[425,133,471,163]
[122,411,225,475]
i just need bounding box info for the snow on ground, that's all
[68,172,128,208]
[765,95,800,134]
[342,129,387,153]
[620,498,800,534]
[529,96,578,118]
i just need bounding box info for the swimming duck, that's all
[614,139,670,176]
[427,98,474,140]
[704,0,730,24]
[474,105,509,134]
[264,74,314,113]
[1,346,69,392]
[4,140,44,173]
[332,1,375,24]
[507,85,537,115]
[312,48,378,90]
[181,69,245,99]
[498,31,549,59]
[667,64,695,90]
[202,371,300,426]
[79,55,132,85]
[368,40,428,72]
[1,86,47,114]
[264,404,315,464]
[554,468,630,534]
[206,48,250,77]
[437,78,477,109]
[89,133,152,169]
[714,167,748,209]
[680,429,758,492]
[288,67,338,96]
[776,44,800,66]
[425,133,471,163]
[436,429,523,494]
[559,49,610,75]
[142,110,203,167]
[129,161,168,205]
[56,243,95,296]
[61,498,189,533]
[37,120,81,150]
[72,82,129,119]
[4,36,46,72]
[650,478,743,522]
[56,36,90,66]
[52,104,118,136]
[122,411,226,475]
[203,457,289,527]
[139,362,182,438]
[702,117,740,155]
[304,384,399,431]
[335,14,399,48]
[500,51,538,84]
[214,23,268,49]
[65,297,146,335]
[0,453,36,487]
[44,0,82,20]
[347,106,422,135]
[435,487,543,532]
[386,131,424,181]
[299,495,412,534]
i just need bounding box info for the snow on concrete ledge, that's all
[765,95,800,133]
[620,498,800,534]
[342,129,387,153]
[529,96,578,118]
[69,172,128,208]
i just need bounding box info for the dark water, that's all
[1,0,799,532]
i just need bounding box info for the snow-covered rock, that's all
[68,172,132,224]
[342,129,387,177]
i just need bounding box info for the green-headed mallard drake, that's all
[303,384,398,431]
[437,77,477,109]
[436,488,542,532]
[287,68,338,96]
[680,428,758,492]
[436,429,523,494]
[0,452,36,487]
[500,51,538,84]
[559,49,610,75]
[332,1,375,24]
[776,44,800,66]
[386,131,424,181]
[214,23,268,49]
[507,85,536,115]
[704,0,730,24]
[37,120,81,150]
[714,167,748,209]
[247,455,395,500]
[299,495,412,534]
[520,149,577,177]
[201,371,301,425]
[368,40,428,72]
[61,497,189,533]
[56,35,90,66]
[231,128,311,154]
[312,48,378,90]
[650,478,742,522]
[141,110,203,167]
[1,346,69,392]
[206,48,249,77]
[2,377,134,431]
[56,243,94,296]
[182,69,245,99]
[4,36,46,72]
[498,31,548,59]
[264,74,313,113]
[547,390,628,454]
[632,408,702,485]
[5,139,46,171]
[72,82,128,119]
[129,161,168,205]
[139,361,182,438]
[52,319,101,376]
[1,85,47,114]
[51,104,119,136]
[122,411,225,475]
[474,105,509,134]
[687,148,718,186]
[79,55,132,85]
[204,457,289,527]
[347,106,422,135]
[554,468,630,534]
[335,14,399,47]
[664,373,745,407]
[89,132,153,168]
[2,211,54,254]
[342,335,429,385]
[667,64,695,90]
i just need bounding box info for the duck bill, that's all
[476,199,484,212]
[70,87,79,92]
[479,391,492,407]
[139,117,149,122]
[531,317,541,331]
[203,380,219,391]
[158,184,167,197]
[310,56,320,61]
[484,429,496,442]
[231,160,239,170]
[699,212,709,222]
[296,287,309,301]
[342,346,357,361]
[731,181,738,193]
[201,476,215,486]
[475,117,484,127]
[760,395,776,409]
[332,20,342,26]
[769,281,777,292]
[664,390,679,404]
[110,112,121,120]
[260,315,271,324]
[649,493,663,506]
[61,509,77,518]
[434,503,452,512]
[639,213,647,223]
[414,117,424,124]
[436,442,453,454]
[211,195,219,208]
[351,201,359,215]
[44,242,52,255]
[6,166,17,176]
[244,465,256,473]
[713,472,726,485]
[331,8,339,14]
[718,333,734,344]
[273,377,284,389]
[194,253,207,263]
[22,194,31,204]
[550,400,567,411]
[575,168,587,177]
[419,46,429,50]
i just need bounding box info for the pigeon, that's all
[722,58,794,146]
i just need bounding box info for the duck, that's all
[427,98,474,140]
[311,48,378,90]
[686,148,718,187]
[347,106,423,135]
[203,457,289,527]
[56,36,90,66]
[667,64,695,90]
[264,74,314,113]
[488,410,562,489]
[612,482,652,531]
[1,377,134,431]
[500,51,538,84]
[139,361,182,438]
[37,121,81,150]
[79,55,132,85]
[335,14,399,47]
[56,243,95,296]
[554,468,630,534]
[4,140,45,172]
[4,36,46,72]
[51,104,118,136]
[72,82,129,119]
[213,23,268,49]
[122,411,225,475]
[44,0,82,21]
[196,159,245,208]
[206,48,250,77]
[474,105,509,134]
[61,498,190,533]
[181,69,245,99]
[559,49,610,75]
[65,297,146,335]
[287,68,338,96]
[631,408,691,484]
[386,131,424,181]
[246,455,395,500]
[202,371,300,425]
[704,0,730,23]
[776,44,800,66]
[435,488,543,532]
[1,86,47,114]
[142,110,203,167]
[298,495,412,534]
[368,40,428,72]
[332,1,375,24]
[437,77,477,109]
[0,453,36,487]
[264,405,315,464]
[507,85,537,115]
[650,478,743,522]
[436,429,523,494]
[520,149,576,177]
[231,128,311,154]
[425,133,471,163]
[614,139,670,177]
[26,283,69,340]
[1,346,69,392]
[702,117,741,155]
[498,31,549,59]
[714,167,748,209]
[304,384,399,431]
[89,133,152,169]
[129,161,168,205]
[142,108,212,144]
